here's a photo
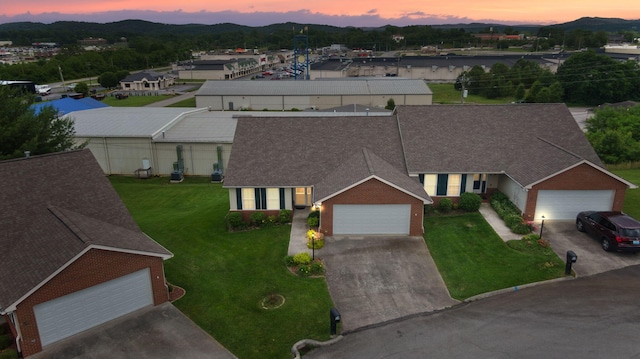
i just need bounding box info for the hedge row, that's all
[225,209,292,231]
[490,191,533,234]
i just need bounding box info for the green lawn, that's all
[612,169,640,219]
[167,97,196,107]
[109,171,640,356]
[102,95,171,107]
[109,176,333,359]
[429,83,516,104]
[424,212,565,300]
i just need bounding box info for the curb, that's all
[464,274,576,302]
[291,335,344,359]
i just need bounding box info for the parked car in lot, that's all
[576,211,640,252]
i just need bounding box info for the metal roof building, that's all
[69,107,389,176]
[195,78,432,110]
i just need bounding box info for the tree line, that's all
[456,51,640,105]
[0,21,629,86]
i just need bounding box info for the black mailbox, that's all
[330,308,341,335]
[330,308,341,322]
[565,250,578,275]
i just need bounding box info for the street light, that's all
[539,216,545,239]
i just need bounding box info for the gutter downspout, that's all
[6,311,22,356]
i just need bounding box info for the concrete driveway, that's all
[543,220,640,276]
[29,302,237,359]
[321,236,459,332]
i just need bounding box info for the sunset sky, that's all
[2,1,640,26]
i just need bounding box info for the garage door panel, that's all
[333,204,410,235]
[34,268,153,346]
[535,190,614,220]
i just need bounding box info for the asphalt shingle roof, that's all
[0,150,171,311]
[224,115,408,188]
[225,103,608,197]
[396,104,604,187]
[314,148,430,203]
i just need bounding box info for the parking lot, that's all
[543,220,640,276]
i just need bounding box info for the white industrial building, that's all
[194,78,433,111]
[69,107,390,177]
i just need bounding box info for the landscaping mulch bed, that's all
[169,284,186,302]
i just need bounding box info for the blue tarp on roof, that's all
[31,97,109,115]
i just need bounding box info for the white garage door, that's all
[34,268,153,346]
[535,190,614,220]
[333,204,411,235]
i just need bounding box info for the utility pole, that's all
[58,65,66,91]
[460,73,467,104]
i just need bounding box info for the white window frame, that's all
[424,174,437,196]
[242,188,255,210]
[447,174,461,196]
[266,188,280,210]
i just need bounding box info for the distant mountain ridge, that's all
[0,20,347,36]
[0,17,638,37]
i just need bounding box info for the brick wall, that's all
[523,163,628,220]
[14,249,168,357]
[320,178,424,236]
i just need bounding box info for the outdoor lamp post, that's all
[539,216,545,239]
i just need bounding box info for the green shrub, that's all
[298,265,310,276]
[0,334,10,350]
[491,191,508,202]
[424,204,434,214]
[225,211,246,230]
[307,237,325,249]
[293,252,312,265]
[308,210,320,219]
[438,198,453,212]
[284,255,296,267]
[459,192,482,211]
[310,261,324,275]
[278,209,292,224]
[0,349,18,359]
[522,233,541,241]
[249,212,266,226]
[512,221,533,235]
[504,213,523,228]
[265,215,278,227]
[307,216,319,227]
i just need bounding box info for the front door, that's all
[473,174,487,194]
[294,187,312,208]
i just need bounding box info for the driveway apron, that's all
[542,220,640,277]
[28,302,237,359]
[321,236,459,332]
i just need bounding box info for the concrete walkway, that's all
[287,207,315,256]
[478,202,523,241]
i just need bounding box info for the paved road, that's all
[307,264,640,359]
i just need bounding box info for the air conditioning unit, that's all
[211,170,223,182]
[170,170,183,182]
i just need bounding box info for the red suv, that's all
[576,211,640,252]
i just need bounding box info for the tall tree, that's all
[0,86,80,160]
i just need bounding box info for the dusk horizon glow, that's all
[2,1,640,27]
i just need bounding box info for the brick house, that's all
[120,70,175,91]
[0,150,173,357]
[223,104,635,236]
